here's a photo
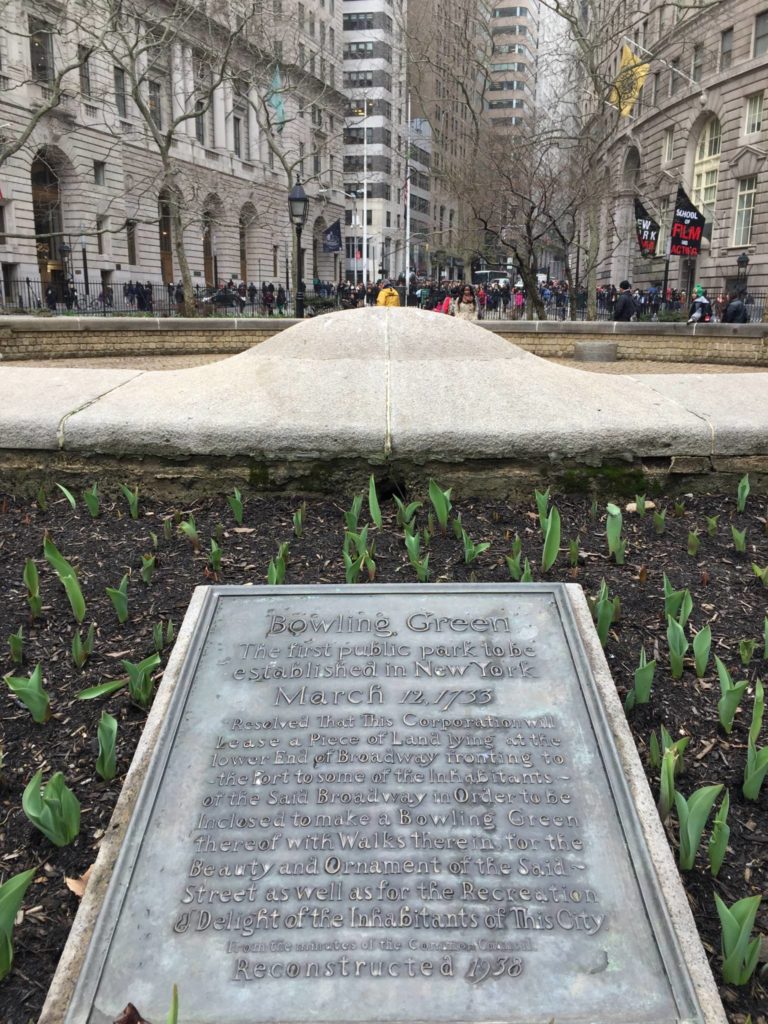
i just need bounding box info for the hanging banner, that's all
[669,185,705,257]
[634,199,659,257]
[322,220,342,253]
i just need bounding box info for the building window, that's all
[691,45,702,83]
[96,216,105,255]
[669,57,681,96]
[94,160,106,185]
[126,220,137,264]
[755,11,768,57]
[0,205,6,245]
[148,80,162,129]
[746,93,764,133]
[114,67,127,117]
[78,45,91,97]
[720,28,733,70]
[692,117,721,217]
[663,127,674,163]
[342,70,372,88]
[343,12,374,30]
[273,244,278,276]
[734,177,757,246]
[344,41,374,58]
[29,19,54,83]
[233,116,242,157]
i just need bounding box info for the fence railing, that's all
[0,279,343,318]
[2,278,764,322]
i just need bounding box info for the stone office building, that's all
[0,0,346,306]
[602,0,767,301]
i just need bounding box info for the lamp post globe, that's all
[288,177,309,318]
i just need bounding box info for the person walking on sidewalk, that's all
[613,280,637,321]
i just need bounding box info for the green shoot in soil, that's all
[22,770,80,846]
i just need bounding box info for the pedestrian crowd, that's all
[27,273,760,324]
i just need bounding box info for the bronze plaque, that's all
[67,585,701,1024]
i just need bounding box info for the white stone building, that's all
[599,0,768,300]
[0,0,346,306]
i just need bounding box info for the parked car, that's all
[200,288,243,309]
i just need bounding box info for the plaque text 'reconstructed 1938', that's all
[66,585,703,1024]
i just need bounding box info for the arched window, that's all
[692,117,721,218]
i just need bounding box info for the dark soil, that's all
[0,486,766,1024]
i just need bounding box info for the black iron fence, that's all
[0,277,345,318]
[1,276,765,322]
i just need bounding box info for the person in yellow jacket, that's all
[376,281,400,307]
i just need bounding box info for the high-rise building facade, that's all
[340,0,406,282]
[486,1,540,129]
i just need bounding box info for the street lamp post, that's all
[288,176,309,318]
[79,222,90,297]
[59,241,73,281]
[736,252,749,295]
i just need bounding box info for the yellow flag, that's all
[610,45,650,117]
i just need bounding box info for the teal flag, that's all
[266,66,286,134]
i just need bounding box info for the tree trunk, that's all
[165,171,196,318]
[586,198,599,321]
[520,264,546,320]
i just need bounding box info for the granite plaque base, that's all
[52,585,724,1024]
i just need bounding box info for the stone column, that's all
[224,81,235,152]
[171,43,185,126]
[213,86,226,149]
[248,87,261,162]
[183,46,196,137]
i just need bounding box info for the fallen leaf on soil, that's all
[65,864,93,899]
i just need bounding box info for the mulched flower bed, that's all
[0,486,766,1024]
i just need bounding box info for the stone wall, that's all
[1,315,767,365]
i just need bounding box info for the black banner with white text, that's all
[669,185,705,257]
[634,199,659,258]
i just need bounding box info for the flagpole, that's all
[404,90,412,282]
[362,95,368,284]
